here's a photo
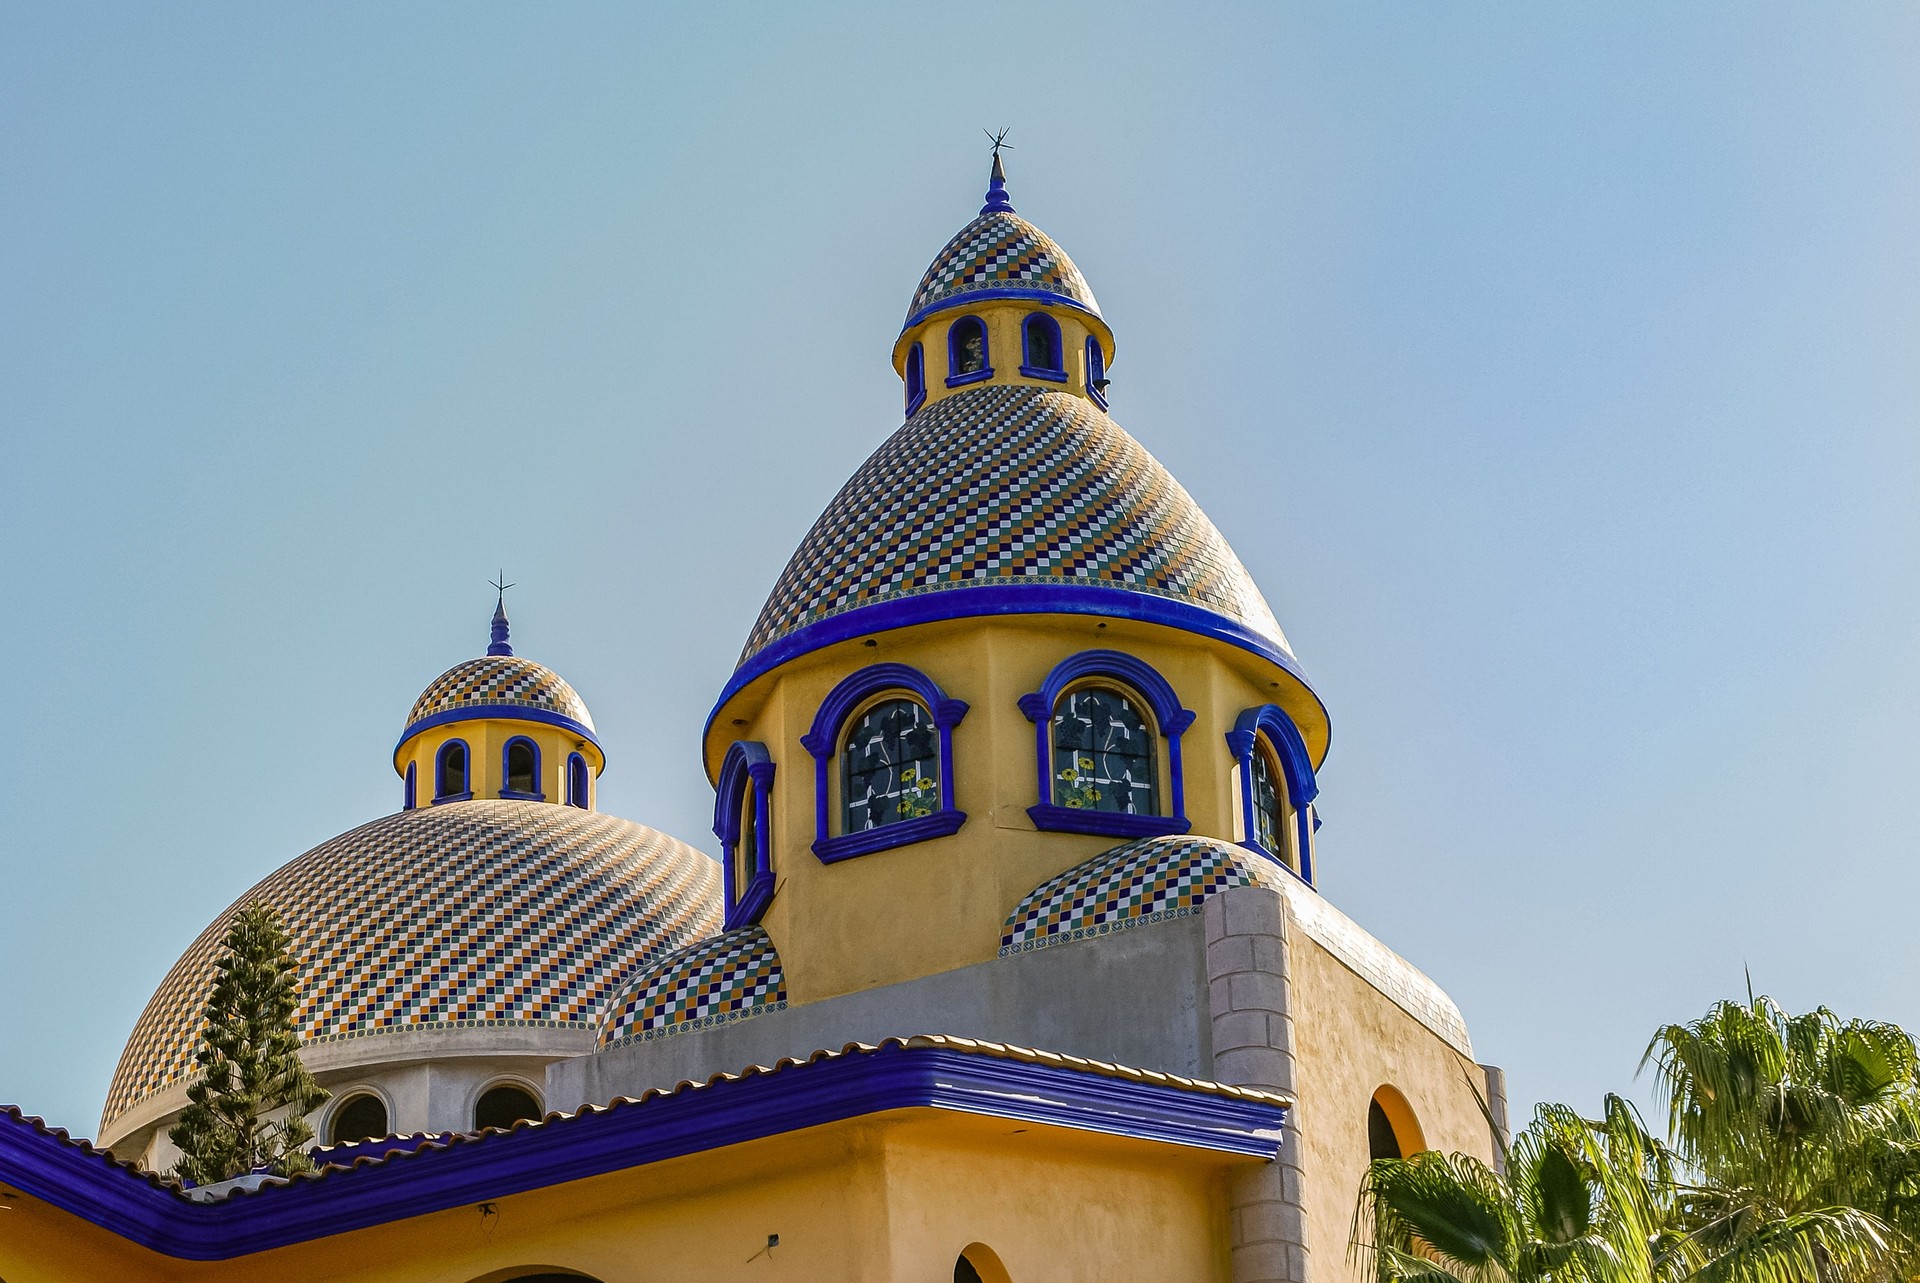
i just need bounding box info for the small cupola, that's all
[393,594,604,811]
[892,152,1116,415]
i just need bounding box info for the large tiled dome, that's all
[404,654,594,739]
[904,207,1100,327]
[102,802,721,1131]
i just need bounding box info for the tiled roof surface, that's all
[905,210,1099,324]
[596,925,785,1047]
[405,655,593,735]
[103,803,721,1129]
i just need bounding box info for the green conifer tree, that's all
[168,902,328,1184]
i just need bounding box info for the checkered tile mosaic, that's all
[741,385,1291,662]
[596,925,785,1047]
[406,655,594,734]
[103,802,722,1127]
[906,212,1099,323]
[1001,835,1264,954]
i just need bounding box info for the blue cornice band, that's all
[396,706,601,758]
[902,287,1103,333]
[0,1046,1285,1260]
[708,584,1320,751]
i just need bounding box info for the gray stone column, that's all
[1206,884,1310,1283]
[1479,1063,1510,1175]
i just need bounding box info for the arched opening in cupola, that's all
[328,1092,389,1146]
[503,737,540,798]
[1021,313,1063,378]
[435,740,470,801]
[474,1083,542,1132]
[1050,685,1158,817]
[843,697,940,833]
[948,316,989,383]
[566,752,589,808]
[905,341,927,413]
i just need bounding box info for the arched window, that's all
[403,761,417,811]
[502,737,542,799]
[329,1093,389,1146]
[474,1083,542,1132]
[1086,336,1108,408]
[1019,651,1193,839]
[566,752,589,809]
[1249,742,1287,861]
[802,663,968,862]
[1227,705,1319,882]
[715,741,775,928]
[1020,313,1064,380]
[434,740,471,802]
[946,316,991,386]
[956,1244,1012,1283]
[1369,1086,1425,1161]
[905,341,927,414]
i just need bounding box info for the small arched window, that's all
[502,738,541,798]
[843,698,940,833]
[1051,686,1157,817]
[947,316,990,385]
[956,1244,1012,1283]
[566,752,589,809]
[1086,336,1108,408]
[1021,313,1064,379]
[715,740,775,927]
[1369,1086,1426,1161]
[435,740,470,801]
[1228,705,1319,882]
[474,1083,542,1132]
[905,341,927,414]
[329,1093,388,1146]
[1021,650,1192,839]
[1249,741,1288,863]
[403,761,417,811]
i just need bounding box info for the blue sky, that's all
[4,3,1918,1138]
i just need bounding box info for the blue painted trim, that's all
[1018,365,1069,383]
[397,705,600,757]
[904,342,927,416]
[1018,649,1195,832]
[708,585,1320,756]
[499,736,544,802]
[402,762,416,812]
[1225,706,1319,885]
[946,316,991,388]
[565,752,589,809]
[799,663,968,863]
[904,288,1102,333]
[1021,311,1064,378]
[433,738,471,802]
[0,1045,1285,1260]
[944,366,994,389]
[714,741,776,928]
[429,792,473,805]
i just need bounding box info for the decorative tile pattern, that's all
[596,925,785,1047]
[905,211,1100,323]
[1001,836,1258,953]
[103,803,722,1127]
[405,655,594,734]
[741,386,1292,662]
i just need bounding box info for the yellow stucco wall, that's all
[394,718,603,810]
[890,299,1117,414]
[706,613,1328,1005]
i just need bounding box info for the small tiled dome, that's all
[596,925,786,1049]
[404,655,594,740]
[102,802,721,1131]
[904,209,1099,328]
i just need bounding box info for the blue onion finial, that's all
[980,145,1015,215]
[486,572,515,656]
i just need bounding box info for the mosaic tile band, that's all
[597,925,786,1048]
[905,211,1100,325]
[103,802,722,1127]
[740,386,1292,663]
[405,655,595,735]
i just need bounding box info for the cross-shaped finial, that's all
[985,127,1013,158]
[489,570,516,600]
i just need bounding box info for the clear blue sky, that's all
[4,3,1918,1139]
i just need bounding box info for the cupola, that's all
[392,597,603,811]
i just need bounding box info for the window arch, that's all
[1369,1086,1425,1161]
[1019,313,1065,381]
[328,1092,389,1146]
[403,761,417,811]
[801,663,968,862]
[474,1082,542,1132]
[905,341,927,414]
[1226,705,1319,883]
[1019,651,1192,839]
[434,739,472,803]
[501,737,543,800]
[956,1244,1013,1283]
[566,752,589,809]
[1086,336,1108,408]
[946,316,991,387]
[715,740,775,928]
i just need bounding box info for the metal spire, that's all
[487,571,516,657]
[981,129,1015,215]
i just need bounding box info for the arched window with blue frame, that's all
[566,752,589,809]
[1226,705,1319,883]
[403,761,417,811]
[905,341,927,414]
[800,663,969,862]
[946,316,991,386]
[1086,336,1108,408]
[434,739,472,803]
[1019,650,1193,839]
[1020,313,1065,381]
[500,737,543,800]
[715,741,775,927]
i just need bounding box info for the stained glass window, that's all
[1250,741,1288,862]
[733,788,758,899]
[842,698,940,832]
[1051,687,1157,815]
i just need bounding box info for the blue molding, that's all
[428,791,473,805]
[433,738,471,802]
[1018,365,1069,383]
[944,366,994,389]
[1018,649,1195,833]
[0,1045,1286,1260]
[565,752,589,809]
[1225,705,1319,884]
[708,584,1322,756]
[904,288,1102,334]
[799,663,968,863]
[500,736,543,802]
[714,741,776,929]
[397,705,601,758]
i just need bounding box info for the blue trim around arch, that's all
[397,705,600,760]
[715,741,776,927]
[905,342,927,415]
[1018,312,1066,382]
[403,761,417,811]
[1086,336,1108,409]
[799,663,968,863]
[706,584,1324,757]
[903,287,1102,333]
[498,735,545,801]
[1225,705,1319,884]
[944,316,993,388]
[566,752,589,809]
[1017,650,1194,839]
[432,738,473,804]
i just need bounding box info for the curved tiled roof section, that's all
[404,655,594,736]
[1002,836,1473,1057]
[103,803,722,1129]
[740,385,1291,664]
[905,210,1099,326]
[596,925,785,1048]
